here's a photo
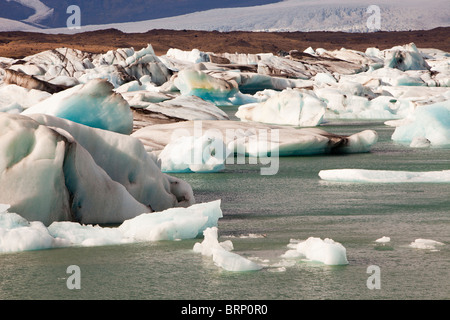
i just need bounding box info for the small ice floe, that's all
[193,227,263,272]
[409,239,445,251]
[281,237,349,266]
[318,169,450,183]
[375,236,391,243]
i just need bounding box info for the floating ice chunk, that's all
[0,84,51,112]
[127,95,229,122]
[409,239,445,250]
[238,72,312,94]
[48,221,127,247]
[0,206,70,253]
[132,120,378,157]
[410,137,431,148]
[375,236,391,243]
[0,200,222,253]
[159,134,232,173]
[257,55,312,80]
[193,227,263,272]
[166,48,210,64]
[117,200,223,242]
[384,43,431,71]
[122,44,172,86]
[314,72,337,85]
[282,237,348,265]
[319,169,450,183]
[174,68,241,105]
[391,101,450,147]
[235,88,326,127]
[173,68,261,106]
[22,79,133,134]
[115,75,158,93]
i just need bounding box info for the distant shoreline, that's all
[0,27,449,59]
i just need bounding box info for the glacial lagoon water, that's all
[0,112,449,300]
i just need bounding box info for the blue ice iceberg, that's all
[391,101,450,147]
[22,79,133,134]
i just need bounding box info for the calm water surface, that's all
[0,118,449,300]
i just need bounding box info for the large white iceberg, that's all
[235,88,326,127]
[22,79,134,134]
[390,101,450,147]
[132,120,378,158]
[0,113,194,225]
[318,169,450,183]
[281,237,349,266]
[193,227,263,272]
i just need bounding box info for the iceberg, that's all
[159,134,232,173]
[193,227,263,272]
[391,101,450,147]
[94,44,172,86]
[383,43,431,71]
[125,94,230,124]
[0,200,223,253]
[22,79,134,134]
[409,239,445,250]
[173,67,249,106]
[28,114,195,210]
[318,169,450,183]
[119,200,223,242]
[0,113,194,225]
[0,205,70,253]
[131,120,378,157]
[281,237,349,266]
[0,84,51,113]
[165,48,210,64]
[235,88,326,127]
[375,236,391,243]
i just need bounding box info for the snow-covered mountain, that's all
[1,0,449,33]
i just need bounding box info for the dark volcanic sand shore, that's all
[0,27,449,59]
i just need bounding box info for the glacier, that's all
[27,0,450,34]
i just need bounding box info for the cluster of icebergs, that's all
[0,42,448,268]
